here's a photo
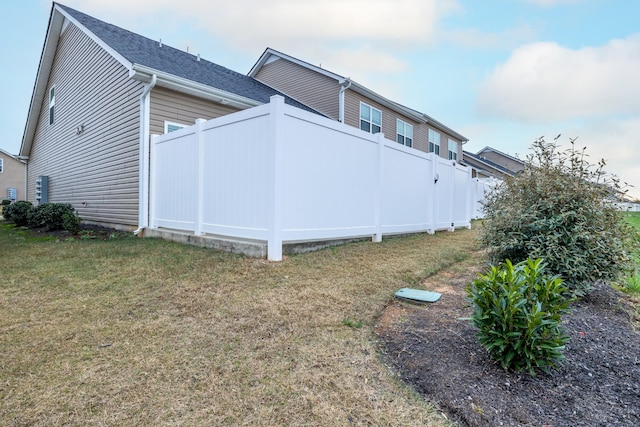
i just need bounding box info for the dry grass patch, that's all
[0,223,480,426]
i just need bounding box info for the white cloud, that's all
[477,35,640,122]
[67,0,459,75]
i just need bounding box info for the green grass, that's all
[625,211,640,232]
[623,212,640,293]
[0,221,482,426]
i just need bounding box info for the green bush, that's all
[1,199,11,206]
[3,201,33,226]
[28,203,80,232]
[480,136,638,295]
[466,258,572,375]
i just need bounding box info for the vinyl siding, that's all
[477,151,525,173]
[150,87,240,135]
[254,58,341,120]
[27,22,142,228]
[0,154,26,201]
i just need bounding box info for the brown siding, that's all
[149,87,240,135]
[254,58,341,120]
[478,151,525,173]
[0,154,26,201]
[27,23,142,228]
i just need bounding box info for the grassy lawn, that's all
[0,222,483,426]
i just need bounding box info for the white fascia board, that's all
[20,6,65,157]
[348,80,425,123]
[248,47,344,82]
[131,65,262,110]
[422,114,469,143]
[55,4,132,71]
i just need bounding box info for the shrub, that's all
[466,258,572,375]
[28,203,80,232]
[3,201,33,226]
[1,199,11,206]
[480,136,638,295]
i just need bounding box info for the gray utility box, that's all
[35,176,48,204]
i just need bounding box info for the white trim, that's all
[55,5,132,71]
[396,119,413,148]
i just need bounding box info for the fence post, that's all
[195,119,206,236]
[267,96,285,261]
[373,133,385,243]
[464,165,472,229]
[149,134,158,228]
[428,154,437,234]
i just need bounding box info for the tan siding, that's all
[343,91,422,148]
[479,151,525,173]
[27,23,142,228]
[254,58,340,120]
[0,154,26,201]
[150,87,240,135]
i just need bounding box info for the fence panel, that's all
[150,96,486,260]
[279,109,379,241]
[380,142,434,234]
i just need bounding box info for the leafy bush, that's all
[1,199,11,206]
[466,258,572,375]
[3,201,33,226]
[28,203,80,232]
[480,136,638,295]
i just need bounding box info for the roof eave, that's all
[131,65,262,110]
[19,4,65,158]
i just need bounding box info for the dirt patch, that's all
[376,255,640,426]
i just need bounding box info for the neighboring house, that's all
[0,149,26,202]
[462,147,526,179]
[20,3,315,231]
[248,48,468,162]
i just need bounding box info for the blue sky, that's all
[3,0,639,198]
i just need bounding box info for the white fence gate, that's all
[150,96,491,260]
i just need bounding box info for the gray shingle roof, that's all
[57,3,316,111]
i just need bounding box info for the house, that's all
[248,48,468,162]
[0,149,26,202]
[462,147,526,179]
[19,3,315,231]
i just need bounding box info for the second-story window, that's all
[396,120,413,147]
[448,139,458,161]
[360,102,381,134]
[428,129,440,155]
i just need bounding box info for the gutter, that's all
[338,79,352,123]
[134,73,157,236]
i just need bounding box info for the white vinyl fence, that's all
[150,96,492,260]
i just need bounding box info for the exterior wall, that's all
[150,86,240,135]
[26,22,143,228]
[478,150,525,173]
[343,91,462,159]
[0,153,26,201]
[253,57,341,120]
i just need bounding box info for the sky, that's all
[2,0,639,198]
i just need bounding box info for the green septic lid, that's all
[395,288,441,303]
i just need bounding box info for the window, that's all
[428,129,440,155]
[396,119,413,147]
[360,103,381,134]
[164,121,187,133]
[0,158,3,173]
[448,139,458,161]
[49,86,55,125]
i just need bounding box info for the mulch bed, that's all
[376,258,640,426]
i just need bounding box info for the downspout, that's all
[338,78,351,123]
[134,74,157,236]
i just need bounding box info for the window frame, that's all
[49,86,55,125]
[164,121,188,134]
[0,158,3,173]
[428,129,440,155]
[448,139,458,161]
[359,102,382,134]
[396,119,413,147]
